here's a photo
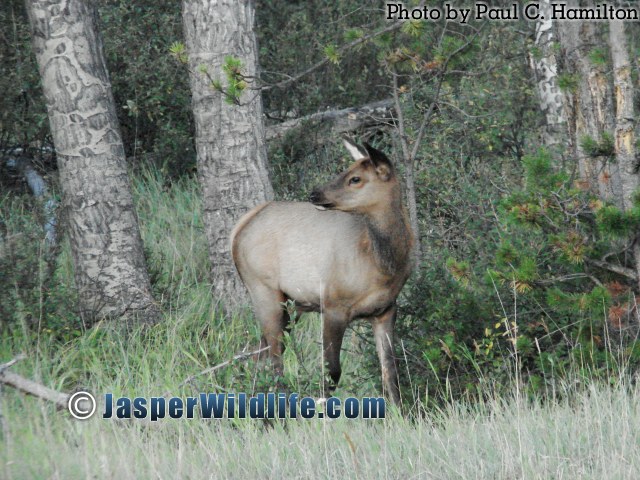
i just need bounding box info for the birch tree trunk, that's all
[182,0,273,305]
[25,0,160,325]
[528,0,566,150]
[557,19,623,208]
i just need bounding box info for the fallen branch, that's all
[585,258,637,281]
[0,355,69,410]
[1,345,272,413]
[0,353,26,372]
[163,345,270,398]
[265,98,394,141]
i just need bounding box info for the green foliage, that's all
[1,170,376,404]
[529,45,543,61]
[596,205,640,237]
[99,0,195,174]
[256,1,388,119]
[446,257,471,287]
[401,20,425,38]
[0,194,79,337]
[169,41,188,64]
[0,0,49,152]
[219,55,248,104]
[588,47,608,66]
[558,73,579,92]
[344,28,364,42]
[323,44,340,65]
[580,132,615,158]
[467,149,639,389]
[522,149,566,190]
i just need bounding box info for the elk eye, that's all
[348,176,361,185]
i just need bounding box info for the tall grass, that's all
[1,169,640,478]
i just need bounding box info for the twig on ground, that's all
[0,354,69,410]
[163,345,270,398]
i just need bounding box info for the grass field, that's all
[2,170,640,478]
[2,311,640,479]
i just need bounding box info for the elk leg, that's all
[322,313,347,397]
[372,304,400,405]
[249,284,288,375]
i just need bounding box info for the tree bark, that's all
[609,20,640,291]
[528,0,566,150]
[609,20,637,212]
[557,18,623,207]
[392,73,422,270]
[182,0,274,305]
[25,0,160,325]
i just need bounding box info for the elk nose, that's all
[309,189,322,204]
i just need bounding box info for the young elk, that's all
[230,139,413,404]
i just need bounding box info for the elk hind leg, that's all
[372,304,400,405]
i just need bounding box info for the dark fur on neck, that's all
[363,203,411,277]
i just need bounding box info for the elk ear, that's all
[342,137,367,161]
[363,143,393,181]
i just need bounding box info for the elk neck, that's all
[360,188,413,277]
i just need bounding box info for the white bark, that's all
[25,0,160,324]
[528,0,566,149]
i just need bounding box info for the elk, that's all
[230,138,413,404]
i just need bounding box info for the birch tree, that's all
[528,0,566,149]
[181,0,273,304]
[25,0,160,325]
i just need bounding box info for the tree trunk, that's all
[557,18,623,208]
[25,0,160,325]
[609,20,637,212]
[391,73,422,271]
[609,20,640,291]
[528,0,566,150]
[182,0,274,305]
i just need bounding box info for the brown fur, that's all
[230,140,413,404]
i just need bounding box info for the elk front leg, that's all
[372,304,400,405]
[322,312,347,397]
[249,284,289,376]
